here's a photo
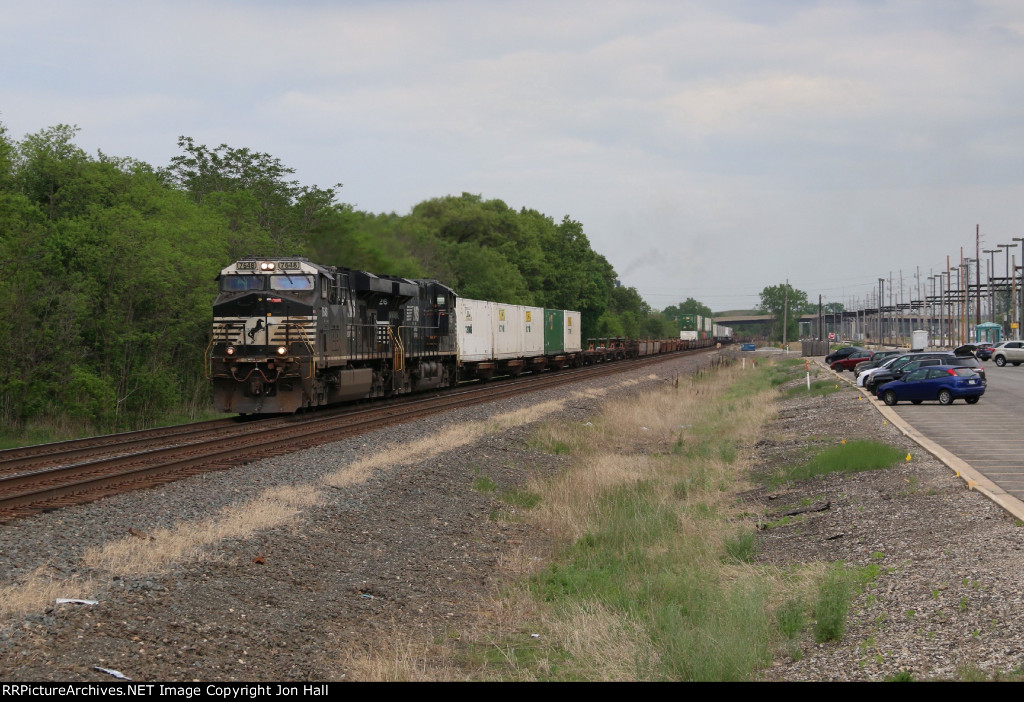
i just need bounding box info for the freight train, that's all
[207,257,728,414]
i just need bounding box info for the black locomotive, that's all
[208,257,457,414]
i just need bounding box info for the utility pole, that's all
[976,224,982,329]
[782,280,789,348]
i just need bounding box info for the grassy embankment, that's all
[451,355,905,680]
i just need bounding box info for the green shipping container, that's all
[678,314,701,332]
[544,309,565,354]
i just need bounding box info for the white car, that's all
[857,355,906,387]
[990,341,1024,367]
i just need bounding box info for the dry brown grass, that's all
[0,567,98,619]
[338,634,474,682]
[544,602,654,681]
[82,485,320,575]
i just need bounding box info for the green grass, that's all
[813,562,883,644]
[775,598,806,640]
[769,440,905,487]
[473,475,498,493]
[814,564,853,642]
[530,480,773,680]
[502,487,541,510]
[723,530,758,564]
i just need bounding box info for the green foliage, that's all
[814,563,853,642]
[775,598,806,640]
[661,298,714,332]
[770,440,905,487]
[759,283,809,342]
[0,121,652,437]
[723,529,757,563]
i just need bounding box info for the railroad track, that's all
[0,348,717,521]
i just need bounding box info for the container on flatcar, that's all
[564,310,582,353]
[678,314,702,332]
[523,307,545,357]
[544,309,565,355]
[457,298,494,362]
[493,304,524,360]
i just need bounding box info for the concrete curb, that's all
[817,359,1024,524]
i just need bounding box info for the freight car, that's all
[207,257,716,415]
[457,300,583,380]
[207,257,587,413]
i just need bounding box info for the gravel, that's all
[751,361,1024,681]
[0,354,714,682]
[2,351,1023,682]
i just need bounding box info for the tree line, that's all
[0,123,694,436]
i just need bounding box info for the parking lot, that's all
[863,362,1024,502]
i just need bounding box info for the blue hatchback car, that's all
[876,365,985,406]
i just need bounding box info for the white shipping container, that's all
[493,304,524,359]
[680,330,698,341]
[564,310,582,352]
[523,306,544,356]
[457,298,494,362]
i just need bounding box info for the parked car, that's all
[868,355,949,389]
[853,350,904,376]
[860,347,984,390]
[830,349,873,373]
[825,346,868,365]
[975,343,996,361]
[858,355,908,388]
[989,341,1024,367]
[876,365,985,406]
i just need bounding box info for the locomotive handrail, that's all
[203,337,215,379]
[389,326,406,372]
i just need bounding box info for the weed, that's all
[502,488,540,510]
[886,670,914,682]
[814,564,852,643]
[770,440,905,487]
[723,530,757,564]
[775,598,805,640]
[474,475,498,493]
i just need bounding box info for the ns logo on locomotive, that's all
[207,257,583,414]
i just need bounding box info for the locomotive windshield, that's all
[270,274,315,291]
[220,275,264,292]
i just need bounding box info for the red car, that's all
[830,349,873,373]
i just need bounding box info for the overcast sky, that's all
[4,0,1023,312]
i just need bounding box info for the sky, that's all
[3,0,1024,312]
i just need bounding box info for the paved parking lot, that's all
[870,363,1024,501]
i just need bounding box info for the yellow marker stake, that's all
[905,453,912,461]
[841,439,846,444]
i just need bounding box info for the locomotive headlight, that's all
[260,262,276,271]
[276,346,288,356]
[225,346,236,356]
